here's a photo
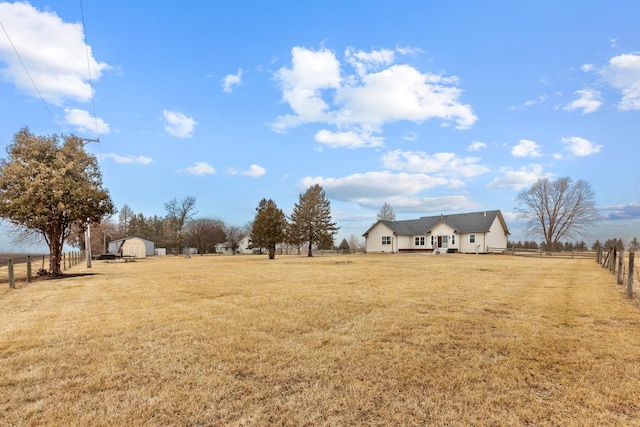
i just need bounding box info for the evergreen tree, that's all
[250,198,287,259]
[288,184,339,257]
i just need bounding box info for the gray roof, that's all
[364,210,509,236]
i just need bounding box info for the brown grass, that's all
[1,254,640,426]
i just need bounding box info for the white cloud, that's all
[560,136,603,156]
[102,153,152,164]
[581,64,595,72]
[381,149,489,178]
[272,46,477,145]
[468,141,486,151]
[523,95,548,107]
[487,164,549,190]
[273,46,341,131]
[163,110,197,138]
[334,64,476,128]
[0,2,110,105]
[403,131,418,142]
[601,53,640,110]
[511,139,542,158]
[564,89,602,114]
[361,195,480,213]
[345,47,395,76]
[314,129,383,148]
[185,162,215,175]
[300,171,449,201]
[63,108,110,134]
[395,45,425,56]
[241,164,266,177]
[222,68,242,93]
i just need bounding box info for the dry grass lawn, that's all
[1,253,640,426]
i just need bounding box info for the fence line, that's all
[3,252,84,288]
[597,246,635,298]
[503,247,597,259]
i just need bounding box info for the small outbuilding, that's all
[108,236,155,258]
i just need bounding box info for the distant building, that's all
[108,236,155,258]
[363,210,509,254]
[215,236,255,254]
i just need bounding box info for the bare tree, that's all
[165,196,197,255]
[118,204,134,238]
[348,234,362,253]
[377,202,397,221]
[225,225,249,254]
[515,177,599,251]
[186,218,226,254]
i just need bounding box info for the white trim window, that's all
[469,234,476,244]
[451,234,456,245]
[382,236,391,245]
[431,235,435,247]
[414,236,425,246]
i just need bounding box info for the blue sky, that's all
[0,0,639,250]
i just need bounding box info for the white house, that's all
[215,236,254,254]
[108,236,155,258]
[363,210,510,254]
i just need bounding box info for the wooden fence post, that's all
[26,255,31,283]
[8,258,15,289]
[617,251,625,284]
[627,252,635,298]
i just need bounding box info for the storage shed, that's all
[108,236,155,258]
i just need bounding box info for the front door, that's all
[437,236,448,249]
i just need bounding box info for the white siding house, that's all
[363,210,509,254]
[215,236,254,254]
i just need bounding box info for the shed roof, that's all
[363,210,509,236]
[109,236,154,245]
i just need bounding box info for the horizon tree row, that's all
[83,184,340,259]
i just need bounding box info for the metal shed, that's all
[108,236,155,258]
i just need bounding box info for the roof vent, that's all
[483,211,486,217]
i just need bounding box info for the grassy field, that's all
[1,253,640,426]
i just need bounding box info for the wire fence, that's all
[490,247,597,259]
[596,247,635,299]
[1,252,84,288]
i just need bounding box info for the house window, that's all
[469,234,476,244]
[414,236,425,246]
[451,235,456,245]
[431,235,435,247]
[382,236,391,245]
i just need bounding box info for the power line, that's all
[0,19,62,134]
[79,0,101,144]
[79,0,106,174]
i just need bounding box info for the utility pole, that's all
[80,136,99,268]
[85,223,92,268]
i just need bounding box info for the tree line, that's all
[87,187,341,260]
[0,129,342,275]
